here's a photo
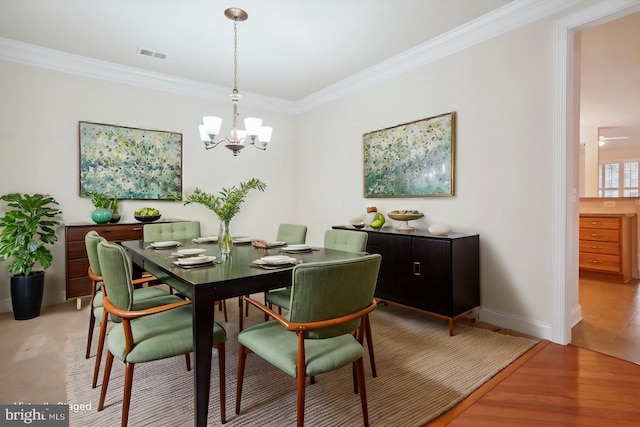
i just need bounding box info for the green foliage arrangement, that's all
[0,193,62,276]
[184,178,266,223]
[90,193,111,209]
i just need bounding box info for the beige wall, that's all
[0,61,297,311]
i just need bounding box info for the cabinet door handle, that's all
[413,261,421,276]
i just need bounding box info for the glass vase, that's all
[218,220,233,254]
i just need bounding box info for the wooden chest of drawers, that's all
[65,222,144,302]
[579,214,635,283]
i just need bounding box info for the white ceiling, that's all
[1,0,524,103]
[1,0,636,130]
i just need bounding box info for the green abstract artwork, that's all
[363,112,455,198]
[79,122,182,200]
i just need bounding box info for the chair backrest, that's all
[288,254,381,339]
[143,221,201,241]
[85,230,107,277]
[97,240,135,311]
[276,224,307,245]
[323,229,368,253]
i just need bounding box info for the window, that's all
[599,161,640,197]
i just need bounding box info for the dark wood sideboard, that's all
[336,226,480,335]
[65,222,146,309]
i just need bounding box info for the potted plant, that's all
[184,178,266,253]
[108,197,121,223]
[90,192,112,224]
[0,193,62,320]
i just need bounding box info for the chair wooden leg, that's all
[244,295,250,317]
[355,357,369,427]
[216,343,226,424]
[185,353,191,371]
[235,345,247,415]
[364,314,377,377]
[98,351,114,411]
[215,300,228,323]
[85,307,96,359]
[92,310,109,388]
[122,362,135,427]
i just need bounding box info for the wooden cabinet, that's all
[359,227,480,335]
[579,214,635,283]
[64,222,145,304]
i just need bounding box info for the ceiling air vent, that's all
[136,47,166,60]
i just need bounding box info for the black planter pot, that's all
[10,271,45,320]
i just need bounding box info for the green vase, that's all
[218,220,233,254]
[91,208,112,224]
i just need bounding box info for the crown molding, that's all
[0,0,582,115]
[295,0,583,112]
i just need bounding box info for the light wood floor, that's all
[427,278,640,426]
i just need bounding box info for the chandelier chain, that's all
[233,19,238,92]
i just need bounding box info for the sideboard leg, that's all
[76,298,82,310]
[448,319,454,336]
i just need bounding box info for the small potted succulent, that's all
[0,193,62,320]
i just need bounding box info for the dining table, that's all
[121,238,367,427]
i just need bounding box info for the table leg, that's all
[238,297,243,331]
[192,287,215,427]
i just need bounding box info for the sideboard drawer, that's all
[579,253,621,273]
[579,228,620,243]
[579,240,620,256]
[579,217,621,230]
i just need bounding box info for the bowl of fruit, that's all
[134,207,161,222]
[387,210,424,231]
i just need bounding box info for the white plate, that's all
[260,255,291,263]
[150,240,181,248]
[174,255,216,266]
[233,237,253,244]
[253,257,297,266]
[285,244,310,251]
[192,236,218,243]
[177,248,207,256]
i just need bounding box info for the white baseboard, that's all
[477,306,552,340]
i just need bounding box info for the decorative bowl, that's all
[135,214,161,223]
[387,212,424,231]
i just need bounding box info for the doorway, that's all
[558,5,640,360]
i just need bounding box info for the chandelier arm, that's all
[203,138,231,150]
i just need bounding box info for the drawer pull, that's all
[589,233,602,237]
[590,260,602,264]
[132,227,142,231]
[102,229,112,233]
[590,221,600,225]
[413,261,421,276]
[590,245,602,249]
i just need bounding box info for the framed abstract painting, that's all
[79,122,182,200]
[363,111,456,198]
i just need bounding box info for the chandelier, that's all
[198,7,272,156]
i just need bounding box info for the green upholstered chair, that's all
[276,223,308,245]
[264,228,378,377]
[142,221,228,322]
[142,220,201,241]
[84,231,176,389]
[96,240,227,427]
[246,223,308,319]
[236,254,382,427]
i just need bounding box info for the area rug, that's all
[66,301,538,426]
